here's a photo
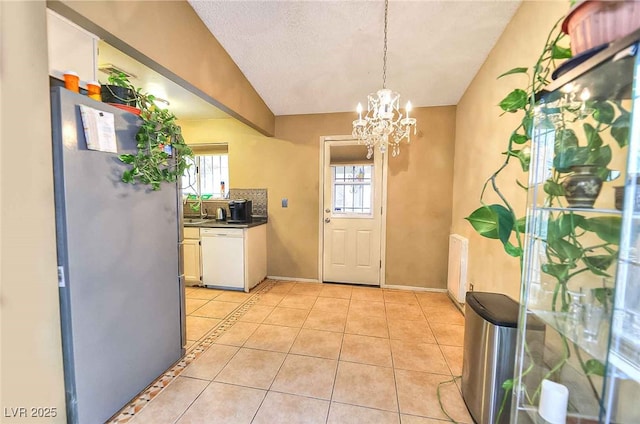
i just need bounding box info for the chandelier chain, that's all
[352,0,416,159]
[382,0,388,89]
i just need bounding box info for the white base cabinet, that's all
[183,227,201,286]
[201,225,266,292]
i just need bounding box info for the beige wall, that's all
[180,117,317,278]
[1,1,67,421]
[386,106,456,288]
[451,0,569,300]
[181,114,350,280]
[48,0,275,136]
[181,106,456,288]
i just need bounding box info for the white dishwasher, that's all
[201,228,245,291]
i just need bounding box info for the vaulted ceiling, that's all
[189,0,522,116]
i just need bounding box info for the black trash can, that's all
[461,292,520,424]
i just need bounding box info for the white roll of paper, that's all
[538,379,569,424]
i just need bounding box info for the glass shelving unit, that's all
[512,28,640,423]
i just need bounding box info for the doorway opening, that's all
[319,136,387,286]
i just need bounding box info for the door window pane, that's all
[332,164,373,215]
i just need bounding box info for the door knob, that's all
[325,217,331,223]
[325,208,331,213]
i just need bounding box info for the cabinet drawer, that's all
[184,227,200,239]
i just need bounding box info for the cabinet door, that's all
[183,239,201,283]
[47,9,98,87]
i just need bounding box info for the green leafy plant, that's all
[101,71,138,106]
[107,71,130,88]
[465,12,631,422]
[106,72,194,191]
[466,16,572,263]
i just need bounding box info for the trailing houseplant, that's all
[105,72,194,192]
[465,15,572,262]
[101,71,137,107]
[465,10,631,422]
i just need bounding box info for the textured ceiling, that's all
[189,0,521,116]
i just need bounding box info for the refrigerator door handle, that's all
[179,275,186,349]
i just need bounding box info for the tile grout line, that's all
[113,284,465,423]
[420,299,466,385]
[249,282,298,423]
[418,295,468,422]
[169,379,215,424]
[325,292,352,424]
[387,293,411,423]
[251,335,318,424]
[107,279,278,424]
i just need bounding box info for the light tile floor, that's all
[126,280,471,423]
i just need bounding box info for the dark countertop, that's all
[183,218,268,229]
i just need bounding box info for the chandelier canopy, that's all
[352,0,417,159]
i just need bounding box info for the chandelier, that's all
[352,0,417,159]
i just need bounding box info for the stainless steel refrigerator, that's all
[50,87,186,424]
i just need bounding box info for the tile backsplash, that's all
[229,188,268,217]
[184,188,268,218]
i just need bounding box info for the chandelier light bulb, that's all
[350,0,417,159]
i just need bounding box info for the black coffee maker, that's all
[228,199,252,223]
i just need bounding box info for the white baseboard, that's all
[267,276,320,283]
[381,284,448,293]
[266,278,450,292]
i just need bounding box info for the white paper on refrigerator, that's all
[79,105,117,153]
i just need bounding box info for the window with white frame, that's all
[182,153,229,199]
[332,164,373,215]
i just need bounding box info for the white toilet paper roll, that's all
[538,379,569,424]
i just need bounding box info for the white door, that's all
[322,141,382,285]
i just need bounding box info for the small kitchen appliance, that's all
[216,207,227,221]
[228,199,252,223]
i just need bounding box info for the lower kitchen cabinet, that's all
[245,224,267,289]
[201,224,267,292]
[183,227,201,286]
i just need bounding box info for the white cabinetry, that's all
[201,225,267,292]
[245,224,267,290]
[47,9,98,87]
[183,227,201,286]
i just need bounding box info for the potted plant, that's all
[465,10,632,421]
[105,72,194,192]
[563,0,640,55]
[535,90,630,209]
[100,71,137,107]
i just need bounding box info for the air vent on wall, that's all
[97,63,137,79]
